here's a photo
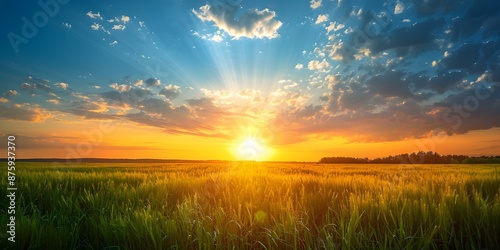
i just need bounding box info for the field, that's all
[1,162,500,249]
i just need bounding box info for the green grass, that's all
[1,162,500,249]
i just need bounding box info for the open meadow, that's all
[1,162,500,249]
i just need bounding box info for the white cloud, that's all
[315,14,329,24]
[109,41,118,46]
[344,27,354,34]
[62,22,71,29]
[108,17,119,23]
[91,85,101,89]
[326,22,345,33]
[5,90,18,96]
[134,80,143,86]
[394,1,405,14]
[112,24,126,30]
[211,34,224,42]
[91,23,101,31]
[283,82,298,89]
[193,4,282,40]
[314,47,325,58]
[310,0,322,9]
[71,92,90,100]
[110,83,130,92]
[86,11,103,20]
[121,15,130,24]
[55,82,68,90]
[238,89,261,99]
[295,63,304,70]
[308,59,330,71]
[403,19,411,23]
[46,99,60,105]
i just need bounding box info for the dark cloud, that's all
[144,78,161,87]
[441,41,500,74]
[65,100,114,120]
[426,71,467,94]
[441,43,482,73]
[100,87,153,106]
[412,0,467,16]
[365,70,413,98]
[0,104,51,122]
[433,83,500,134]
[370,19,445,55]
[137,98,175,116]
[159,85,181,100]
[448,0,500,41]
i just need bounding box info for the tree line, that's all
[319,151,500,164]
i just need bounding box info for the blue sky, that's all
[1,0,499,160]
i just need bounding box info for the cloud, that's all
[5,90,18,96]
[426,71,467,94]
[110,83,131,93]
[326,22,345,33]
[412,0,463,16]
[46,99,60,105]
[315,14,329,24]
[394,1,405,14]
[20,79,53,95]
[134,80,143,86]
[100,87,153,107]
[364,70,413,98]
[71,92,90,101]
[112,24,126,30]
[108,17,119,23]
[126,97,233,138]
[121,15,130,23]
[0,104,52,122]
[308,59,330,71]
[65,100,114,119]
[440,42,497,74]
[55,82,68,90]
[0,97,8,103]
[62,22,71,29]
[109,41,118,46]
[193,4,282,40]
[159,84,181,100]
[369,19,445,55]
[433,84,500,134]
[310,0,322,9]
[86,11,103,20]
[91,23,101,30]
[145,78,161,87]
[211,34,223,42]
[295,63,304,70]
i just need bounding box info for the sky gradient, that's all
[1,0,499,161]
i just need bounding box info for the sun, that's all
[234,135,273,161]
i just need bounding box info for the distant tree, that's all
[319,151,500,164]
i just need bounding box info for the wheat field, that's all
[1,162,499,249]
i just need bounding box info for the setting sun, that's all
[233,135,273,161]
